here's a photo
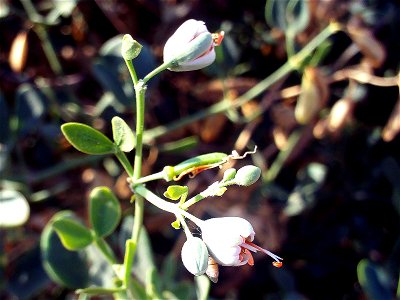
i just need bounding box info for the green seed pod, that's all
[173,152,228,174]
[234,165,261,186]
[166,152,228,181]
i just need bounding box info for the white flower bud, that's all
[163,19,216,72]
[181,237,209,276]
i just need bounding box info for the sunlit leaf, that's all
[89,186,121,237]
[112,116,135,152]
[61,122,115,155]
[52,216,94,250]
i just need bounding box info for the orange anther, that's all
[272,261,283,268]
[212,31,225,46]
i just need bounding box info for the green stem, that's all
[132,83,146,181]
[134,184,204,226]
[115,150,134,177]
[95,237,118,265]
[21,0,63,76]
[175,214,192,238]
[142,61,173,84]
[143,22,341,142]
[123,239,136,286]
[125,60,138,86]
[34,24,64,75]
[131,170,165,184]
[180,179,233,210]
[263,128,302,182]
[122,54,146,287]
[181,192,208,210]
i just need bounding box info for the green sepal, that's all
[89,186,121,237]
[171,219,181,229]
[61,122,115,155]
[163,185,188,201]
[52,217,94,250]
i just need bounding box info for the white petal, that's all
[172,48,215,71]
[200,217,257,266]
[201,217,255,243]
[163,19,208,62]
[208,245,241,266]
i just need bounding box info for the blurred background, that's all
[1,0,400,299]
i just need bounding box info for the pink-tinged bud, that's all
[163,19,223,72]
[199,217,283,267]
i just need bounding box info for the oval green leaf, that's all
[111,116,135,152]
[61,122,115,155]
[41,211,90,288]
[0,190,30,228]
[89,186,121,237]
[52,217,94,250]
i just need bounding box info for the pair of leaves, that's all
[52,187,121,251]
[61,116,134,155]
[41,210,116,290]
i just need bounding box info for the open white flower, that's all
[163,19,223,72]
[199,217,283,267]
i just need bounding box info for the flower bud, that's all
[234,165,261,186]
[163,19,218,72]
[121,34,142,60]
[222,168,237,182]
[181,237,209,276]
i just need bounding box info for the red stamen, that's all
[245,240,283,263]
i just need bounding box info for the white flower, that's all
[199,217,283,267]
[163,19,219,72]
[181,237,209,276]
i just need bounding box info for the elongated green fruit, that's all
[173,152,227,173]
[161,152,227,181]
